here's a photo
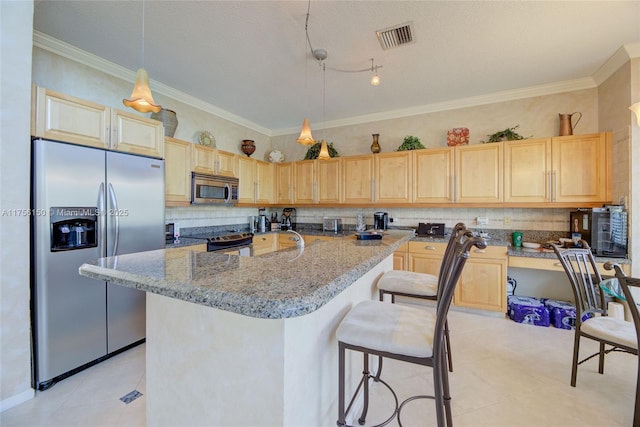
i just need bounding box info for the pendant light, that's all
[123,0,161,113]
[296,118,315,146]
[630,102,640,126]
[297,4,315,146]
[370,58,381,86]
[317,62,331,160]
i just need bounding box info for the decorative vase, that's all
[241,140,256,157]
[446,127,469,146]
[371,133,381,154]
[150,108,178,138]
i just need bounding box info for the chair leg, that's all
[338,342,346,427]
[634,354,640,427]
[571,331,581,387]
[444,319,453,373]
[598,342,605,375]
[358,353,370,425]
[433,348,445,427]
[440,347,453,427]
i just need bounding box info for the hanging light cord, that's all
[140,0,145,68]
[304,0,382,75]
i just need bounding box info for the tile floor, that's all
[1,309,636,427]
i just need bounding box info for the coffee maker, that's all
[373,212,388,230]
[281,208,296,231]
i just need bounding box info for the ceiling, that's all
[33,1,640,135]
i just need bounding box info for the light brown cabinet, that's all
[413,148,454,203]
[192,145,237,177]
[408,241,446,276]
[393,243,409,270]
[342,155,374,204]
[238,157,274,204]
[375,151,411,203]
[253,233,277,256]
[164,137,192,206]
[294,160,316,204]
[317,158,342,204]
[32,86,163,158]
[504,133,610,206]
[454,143,503,204]
[275,162,294,204]
[454,245,507,313]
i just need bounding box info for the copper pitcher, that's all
[558,112,582,136]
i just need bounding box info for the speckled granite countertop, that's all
[80,230,413,319]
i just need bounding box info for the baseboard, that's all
[0,388,35,412]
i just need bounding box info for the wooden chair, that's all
[336,235,486,427]
[603,262,640,427]
[553,243,639,426]
[376,222,472,373]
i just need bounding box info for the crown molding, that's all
[592,42,640,86]
[274,77,597,136]
[33,31,272,136]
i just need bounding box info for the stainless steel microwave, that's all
[191,173,239,205]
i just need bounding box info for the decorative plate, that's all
[268,150,285,163]
[198,131,216,147]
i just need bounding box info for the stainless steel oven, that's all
[191,173,239,205]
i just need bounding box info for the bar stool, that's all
[336,235,486,427]
[376,223,471,374]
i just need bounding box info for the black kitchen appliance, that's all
[417,222,446,237]
[374,212,388,230]
[165,223,175,244]
[281,208,296,230]
[189,232,254,253]
[569,206,627,258]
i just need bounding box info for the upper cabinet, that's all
[275,162,294,204]
[164,137,192,206]
[192,144,237,177]
[238,157,274,205]
[455,143,503,204]
[317,158,342,204]
[551,133,609,204]
[413,148,454,203]
[504,132,611,206]
[375,151,411,204]
[293,160,315,204]
[342,155,374,204]
[32,86,163,158]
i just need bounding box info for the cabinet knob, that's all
[425,245,436,250]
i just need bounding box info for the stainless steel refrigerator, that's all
[31,138,164,390]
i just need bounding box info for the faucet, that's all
[287,230,305,248]
[428,225,439,235]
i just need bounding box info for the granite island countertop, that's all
[80,229,413,319]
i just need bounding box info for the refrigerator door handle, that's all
[98,183,106,258]
[107,183,120,256]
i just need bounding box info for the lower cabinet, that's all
[454,245,507,313]
[252,234,277,256]
[407,241,507,313]
[393,243,408,270]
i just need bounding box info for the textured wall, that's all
[1,0,36,410]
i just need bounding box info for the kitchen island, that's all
[79,230,413,426]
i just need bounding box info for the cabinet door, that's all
[255,160,274,204]
[504,138,551,204]
[551,133,609,203]
[413,148,454,203]
[253,234,277,255]
[164,138,191,205]
[375,151,411,203]
[192,144,216,175]
[393,243,409,271]
[294,160,316,204]
[342,155,373,204]
[408,241,446,275]
[455,143,503,204]
[317,158,342,204]
[454,257,507,312]
[275,163,294,204]
[111,109,164,158]
[216,150,237,177]
[33,86,109,148]
[237,157,256,204]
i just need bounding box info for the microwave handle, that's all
[225,183,231,204]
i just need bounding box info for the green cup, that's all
[512,232,523,247]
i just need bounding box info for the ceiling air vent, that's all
[376,22,414,50]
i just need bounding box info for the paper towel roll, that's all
[607,302,625,320]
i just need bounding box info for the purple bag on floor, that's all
[544,299,576,330]
[508,296,550,327]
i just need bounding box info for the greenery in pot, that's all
[303,141,340,160]
[481,125,530,143]
[396,135,425,151]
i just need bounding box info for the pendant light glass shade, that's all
[123,68,162,113]
[630,102,640,126]
[317,139,331,160]
[296,117,315,146]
